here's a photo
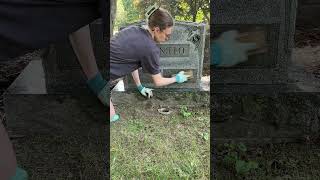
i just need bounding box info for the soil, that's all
[295,28,320,48]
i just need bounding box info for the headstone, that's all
[42,18,107,93]
[122,21,206,91]
[211,0,298,93]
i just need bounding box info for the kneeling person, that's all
[109,6,189,122]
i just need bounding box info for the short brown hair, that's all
[147,8,174,31]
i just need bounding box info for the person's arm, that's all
[69,25,108,106]
[151,73,176,87]
[133,70,187,99]
[132,69,156,98]
[0,123,17,179]
[131,69,142,87]
[132,70,180,87]
[69,25,99,80]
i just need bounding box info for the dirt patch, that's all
[292,46,320,80]
[295,28,320,48]
[12,134,105,179]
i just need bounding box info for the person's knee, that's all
[0,159,17,180]
[0,124,18,179]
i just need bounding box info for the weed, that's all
[198,132,209,141]
[222,142,259,176]
[180,106,193,118]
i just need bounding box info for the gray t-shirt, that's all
[110,25,161,81]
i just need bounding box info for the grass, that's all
[213,94,320,179]
[110,105,210,179]
[215,142,320,179]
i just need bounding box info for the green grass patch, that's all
[111,107,210,179]
[215,142,320,179]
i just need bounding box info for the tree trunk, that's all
[192,1,197,22]
[110,0,117,36]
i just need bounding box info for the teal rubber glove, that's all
[211,30,257,67]
[137,84,154,98]
[87,72,109,106]
[211,41,222,66]
[111,114,120,122]
[10,167,28,180]
[175,71,188,83]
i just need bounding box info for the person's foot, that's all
[110,114,120,122]
[10,167,28,180]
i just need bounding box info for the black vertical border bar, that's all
[209,0,215,179]
[99,0,110,179]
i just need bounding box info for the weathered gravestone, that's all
[211,0,298,93]
[210,0,320,144]
[4,19,106,135]
[122,21,206,91]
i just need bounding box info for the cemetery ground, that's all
[110,91,210,179]
[0,27,319,179]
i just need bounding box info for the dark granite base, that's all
[212,93,320,144]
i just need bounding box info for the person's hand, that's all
[211,30,257,67]
[87,72,109,106]
[175,71,189,83]
[137,84,154,98]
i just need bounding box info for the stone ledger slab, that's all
[4,59,106,135]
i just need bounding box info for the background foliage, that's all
[114,0,210,32]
